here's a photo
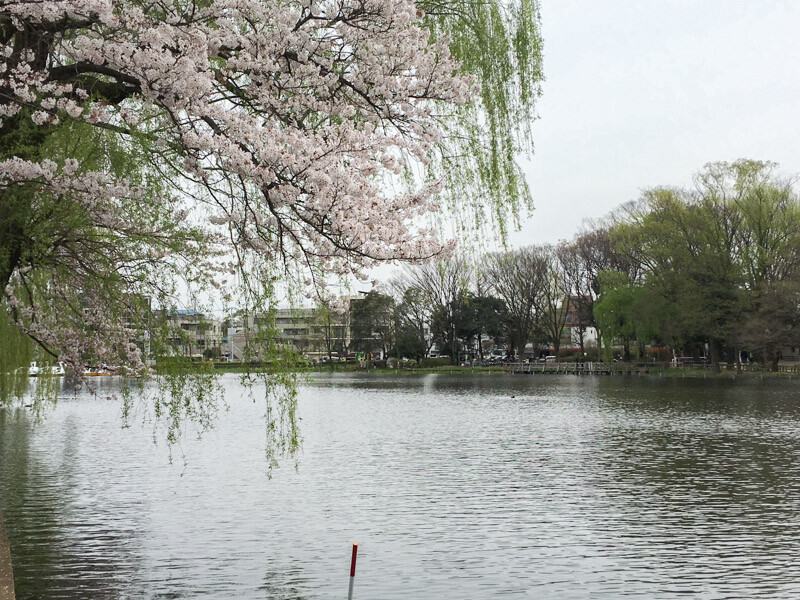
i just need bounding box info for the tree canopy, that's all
[368,160,800,371]
[0,0,543,401]
[603,160,800,370]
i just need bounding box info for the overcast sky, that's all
[508,0,800,247]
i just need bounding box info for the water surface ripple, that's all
[1,374,800,598]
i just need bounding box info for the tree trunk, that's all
[517,336,528,361]
[709,337,721,373]
[724,345,735,372]
[326,330,334,369]
[0,218,24,293]
[770,347,781,372]
[449,329,458,365]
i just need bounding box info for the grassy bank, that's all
[158,359,799,379]
[211,363,506,375]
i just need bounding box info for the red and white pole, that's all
[347,543,358,599]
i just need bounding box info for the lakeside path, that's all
[0,509,13,600]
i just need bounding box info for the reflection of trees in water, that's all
[0,406,145,600]
[587,378,800,582]
[591,379,800,503]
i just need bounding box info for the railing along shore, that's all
[503,361,800,375]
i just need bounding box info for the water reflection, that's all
[0,400,150,600]
[1,374,800,598]
[578,380,800,597]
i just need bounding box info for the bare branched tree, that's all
[404,258,473,363]
[483,247,547,359]
[538,245,573,359]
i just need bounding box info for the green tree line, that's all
[352,161,800,371]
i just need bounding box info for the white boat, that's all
[28,361,65,376]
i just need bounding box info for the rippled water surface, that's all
[2,373,800,598]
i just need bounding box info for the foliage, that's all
[605,160,800,370]
[364,161,800,371]
[0,0,543,464]
[394,324,429,362]
[350,291,396,356]
[421,0,543,237]
[463,295,507,357]
[592,272,664,361]
[430,293,507,360]
[0,311,32,401]
[429,294,472,362]
[736,280,800,370]
[391,284,433,361]
[0,0,543,381]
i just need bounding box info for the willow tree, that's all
[421,0,542,237]
[0,0,543,451]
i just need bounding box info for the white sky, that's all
[508,0,800,247]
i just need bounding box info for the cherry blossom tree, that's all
[0,0,542,425]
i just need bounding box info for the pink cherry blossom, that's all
[1,0,473,372]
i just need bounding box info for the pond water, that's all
[1,373,800,598]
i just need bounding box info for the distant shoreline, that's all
[20,363,799,380]
[219,364,799,379]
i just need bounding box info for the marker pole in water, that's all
[347,543,358,599]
